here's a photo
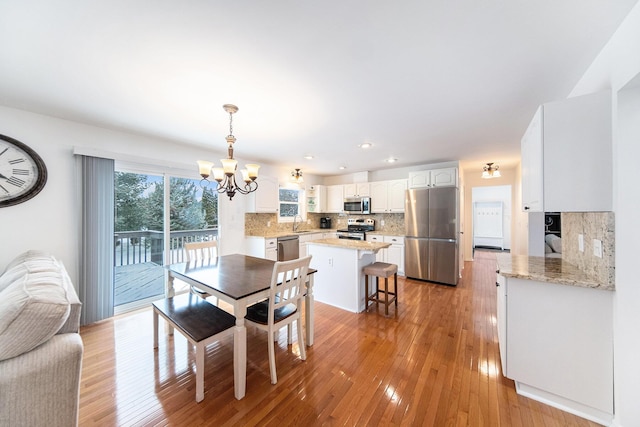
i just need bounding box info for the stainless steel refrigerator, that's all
[405,187,459,285]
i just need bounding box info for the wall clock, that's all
[0,134,48,208]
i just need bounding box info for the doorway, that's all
[472,185,512,255]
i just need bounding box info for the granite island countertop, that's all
[496,253,614,291]
[307,238,391,252]
[245,229,337,239]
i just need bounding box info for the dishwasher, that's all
[277,235,299,261]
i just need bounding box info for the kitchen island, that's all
[495,253,614,425]
[307,238,390,313]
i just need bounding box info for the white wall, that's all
[569,2,640,426]
[0,105,311,286]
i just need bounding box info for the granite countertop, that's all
[246,229,337,238]
[366,231,405,237]
[307,238,391,251]
[496,253,614,291]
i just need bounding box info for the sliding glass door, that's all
[114,171,219,312]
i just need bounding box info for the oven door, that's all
[337,231,365,240]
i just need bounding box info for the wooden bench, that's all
[152,293,235,402]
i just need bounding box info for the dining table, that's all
[164,254,316,400]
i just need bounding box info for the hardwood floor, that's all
[78,251,601,426]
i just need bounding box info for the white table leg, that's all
[305,275,315,346]
[233,302,247,400]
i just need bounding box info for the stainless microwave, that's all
[343,197,371,214]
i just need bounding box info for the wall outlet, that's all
[381,219,385,227]
[267,221,271,227]
[593,239,603,258]
[578,234,584,252]
[307,219,311,224]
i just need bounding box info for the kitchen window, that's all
[278,187,304,222]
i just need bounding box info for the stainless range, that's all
[336,218,375,240]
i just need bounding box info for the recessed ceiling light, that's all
[339,166,347,170]
[303,155,314,160]
[358,143,372,149]
[385,158,398,163]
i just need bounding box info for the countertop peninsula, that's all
[496,253,614,291]
[307,238,390,251]
[245,228,337,238]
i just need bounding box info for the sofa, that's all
[0,250,83,427]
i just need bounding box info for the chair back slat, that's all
[268,256,312,323]
[184,240,218,262]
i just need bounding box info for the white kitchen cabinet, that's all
[326,185,344,213]
[245,175,279,213]
[521,91,612,212]
[298,232,323,258]
[323,231,337,239]
[497,274,613,423]
[384,235,404,276]
[307,185,326,213]
[496,273,507,375]
[366,234,385,262]
[370,179,407,213]
[366,234,405,275]
[245,236,278,260]
[408,168,458,188]
[344,183,370,197]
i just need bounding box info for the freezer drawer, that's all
[404,237,428,280]
[428,239,458,285]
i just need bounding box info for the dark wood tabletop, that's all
[167,254,316,300]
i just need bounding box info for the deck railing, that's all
[114,228,218,266]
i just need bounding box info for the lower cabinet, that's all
[496,274,613,424]
[366,234,404,276]
[245,237,278,260]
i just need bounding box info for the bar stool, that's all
[363,262,398,315]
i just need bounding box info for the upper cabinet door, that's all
[520,91,612,212]
[246,175,279,213]
[521,106,544,212]
[430,168,458,187]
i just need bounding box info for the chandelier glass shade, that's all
[197,104,260,200]
[290,168,304,184]
[482,162,501,179]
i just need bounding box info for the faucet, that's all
[292,214,303,232]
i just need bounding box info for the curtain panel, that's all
[79,156,114,325]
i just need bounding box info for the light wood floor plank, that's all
[78,250,603,426]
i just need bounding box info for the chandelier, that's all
[290,168,304,184]
[482,162,501,179]
[197,104,260,200]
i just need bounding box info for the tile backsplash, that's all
[561,212,615,287]
[245,213,405,235]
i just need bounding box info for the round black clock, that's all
[0,134,48,208]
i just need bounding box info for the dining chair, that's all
[184,240,218,302]
[245,255,312,384]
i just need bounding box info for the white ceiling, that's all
[0,1,636,176]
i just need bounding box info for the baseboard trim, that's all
[515,382,613,426]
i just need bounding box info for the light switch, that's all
[578,234,584,252]
[593,239,603,258]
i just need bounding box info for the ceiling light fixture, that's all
[197,104,260,200]
[386,157,398,163]
[339,166,347,170]
[303,155,314,160]
[359,143,372,149]
[482,162,501,179]
[291,168,304,184]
